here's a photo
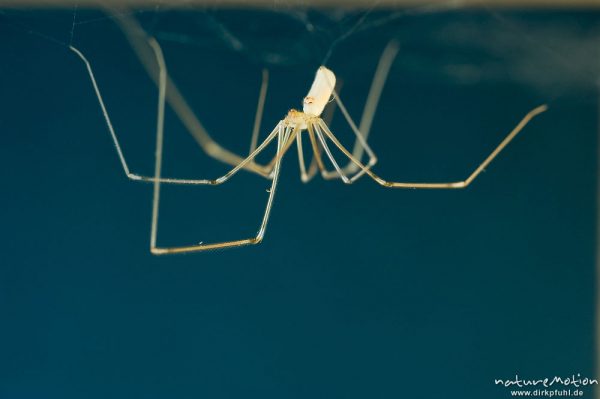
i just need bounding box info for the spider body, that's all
[281,66,336,132]
[283,109,313,130]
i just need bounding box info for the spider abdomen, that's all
[303,66,336,117]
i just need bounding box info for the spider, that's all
[70,32,547,255]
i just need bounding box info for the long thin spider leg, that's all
[319,40,399,179]
[151,125,286,255]
[139,123,279,185]
[312,123,351,184]
[257,124,300,178]
[71,42,276,185]
[313,119,373,183]
[304,126,330,181]
[330,92,378,178]
[348,40,400,170]
[318,105,548,189]
[306,122,373,184]
[306,121,362,182]
[145,37,278,185]
[249,69,269,154]
[70,45,132,179]
[149,37,167,252]
[316,119,373,183]
[305,122,342,180]
[247,124,299,179]
[318,83,378,182]
[71,42,210,184]
[283,125,296,147]
[110,11,273,178]
[305,146,322,181]
[296,128,311,183]
[148,36,280,257]
[312,41,398,181]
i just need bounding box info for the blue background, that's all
[0,7,597,398]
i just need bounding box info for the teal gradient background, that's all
[0,8,597,398]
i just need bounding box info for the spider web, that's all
[3,2,599,93]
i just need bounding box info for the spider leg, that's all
[296,125,322,183]
[329,91,378,181]
[305,121,366,184]
[248,69,269,154]
[71,42,214,185]
[304,139,323,182]
[317,105,548,189]
[312,123,351,184]
[305,124,330,181]
[311,119,375,183]
[343,40,400,174]
[71,41,278,185]
[112,12,273,178]
[318,40,399,180]
[304,122,352,182]
[150,123,287,255]
[296,129,310,182]
[263,127,299,175]
[305,122,372,184]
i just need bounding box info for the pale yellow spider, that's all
[70,30,547,255]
